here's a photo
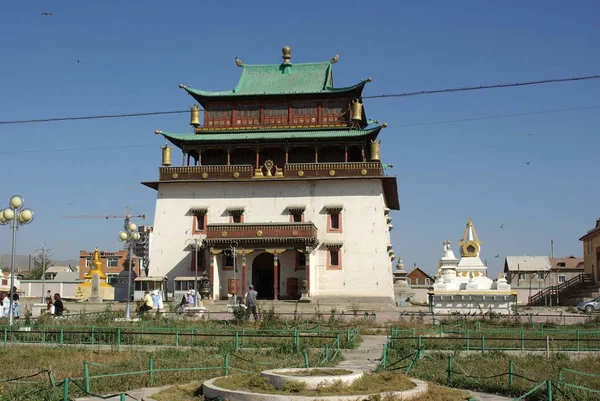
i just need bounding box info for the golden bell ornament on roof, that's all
[190,105,201,127]
[351,99,363,122]
[370,139,381,161]
[161,143,172,166]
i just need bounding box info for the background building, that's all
[78,249,130,284]
[580,219,600,285]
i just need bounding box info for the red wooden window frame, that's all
[327,211,342,233]
[263,103,289,126]
[326,248,342,270]
[206,103,232,127]
[192,213,207,234]
[322,100,348,124]
[229,214,244,223]
[289,212,304,223]
[235,103,260,126]
[190,249,206,272]
[291,102,317,125]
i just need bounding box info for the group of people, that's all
[0,287,20,319]
[138,289,164,313]
[45,290,64,316]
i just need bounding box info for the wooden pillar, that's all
[209,248,218,300]
[273,252,279,300]
[227,148,231,165]
[255,146,260,169]
[314,144,319,163]
[361,143,366,162]
[198,149,202,166]
[182,151,187,166]
[285,145,289,164]
[241,251,247,295]
[344,144,348,162]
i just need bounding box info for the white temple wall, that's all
[149,179,394,302]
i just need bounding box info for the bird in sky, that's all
[73,58,83,64]
[525,161,531,165]
[495,255,500,258]
[41,12,53,16]
[500,224,504,229]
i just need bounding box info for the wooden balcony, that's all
[205,222,318,248]
[159,162,383,182]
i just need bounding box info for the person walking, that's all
[12,286,20,319]
[244,285,259,321]
[0,292,9,318]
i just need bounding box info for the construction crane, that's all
[62,206,146,223]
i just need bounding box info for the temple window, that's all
[228,208,245,223]
[224,253,234,270]
[287,206,305,223]
[107,258,118,268]
[296,251,306,271]
[325,244,343,270]
[322,100,348,123]
[264,103,288,125]
[326,206,343,233]
[85,258,91,268]
[292,102,317,124]
[235,103,260,126]
[191,208,208,233]
[206,104,232,127]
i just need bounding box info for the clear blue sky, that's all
[1,1,598,276]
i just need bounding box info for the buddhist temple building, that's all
[430,219,516,314]
[143,47,399,302]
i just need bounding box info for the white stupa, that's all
[430,219,514,314]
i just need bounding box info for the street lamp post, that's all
[118,221,144,320]
[185,238,206,307]
[35,244,54,304]
[0,195,35,326]
[226,241,243,305]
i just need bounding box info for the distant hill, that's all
[0,254,78,272]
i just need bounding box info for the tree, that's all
[30,254,53,280]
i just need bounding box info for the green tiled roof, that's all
[158,126,383,147]
[182,62,369,100]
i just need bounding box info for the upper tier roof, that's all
[157,126,383,148]
[181,56,370,102]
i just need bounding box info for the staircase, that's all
[528,273,595,306]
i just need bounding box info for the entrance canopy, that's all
[205,222,319,250]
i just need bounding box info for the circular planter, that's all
[202,376,428,401]
[261,368,363,390]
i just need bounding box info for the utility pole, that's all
[35,244,54,304]
[550,239,554,259]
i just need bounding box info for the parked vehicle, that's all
[577,296,600,313]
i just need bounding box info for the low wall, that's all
[431,293,515,315]
[18,281,82,300]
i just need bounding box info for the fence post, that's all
[91,326,95,345]
[324,345,329,362]
[465,329,470,351]
[235,331,239,351]
[3,327,6,345]
[557,368,563,390]
[60,329,64,346]
[346,328,350,345]
[83,361,90,393]
[148,355,154,385]
[481,335,485,356]
[63,378,69,401]
[508,360,513,387]
[576,330,580,352]
[546,336,550,359]
[303,349,310,368]
[546,380,553,401]
[336,334,341,351]
[242,328,245,348]
[223,354,230,376]
[382,342,388,369]
[294,328,299,348]
[176,330,180,348]
[446,356,453,385]
[117,328,121,351]
[417,335,422,358]
[120,394,126,401]
[412,328,416,346]
[521,327,525,350]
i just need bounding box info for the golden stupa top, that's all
[458,218,481,258]
[83,248,108,280]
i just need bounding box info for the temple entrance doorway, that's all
[252,252,276,300]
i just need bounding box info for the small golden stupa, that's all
[81,248,111,287]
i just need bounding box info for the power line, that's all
[0,74,598,126]
[0,104,597,156]
[387,104,600,129]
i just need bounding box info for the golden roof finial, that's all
[458,218,482,258]
[282,46,291,64]
[331,54,339,64]
[235,57,244,67]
